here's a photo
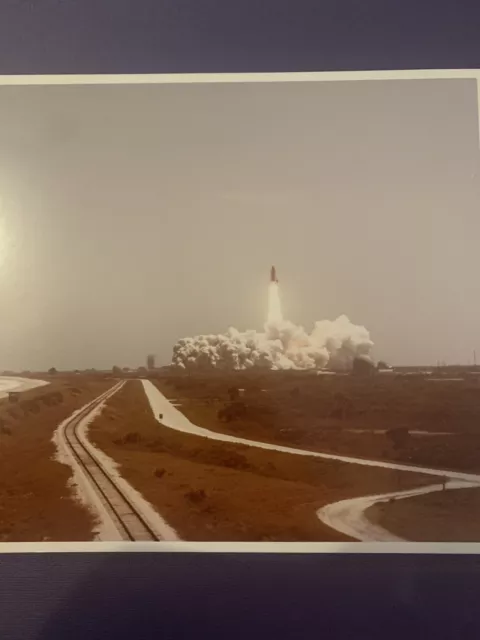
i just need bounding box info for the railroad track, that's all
[61,382,161,541]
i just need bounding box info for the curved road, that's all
[0,376,49,398]
[141,380,480,541]
[317,480,480,541]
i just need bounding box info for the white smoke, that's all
[172,283,373,371]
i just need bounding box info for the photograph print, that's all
[0,75,479,543]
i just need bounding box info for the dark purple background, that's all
[0,0,479,74]
[1,1,480,638]
[2,552,480,640]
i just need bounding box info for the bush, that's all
[20,400,40,414]
[219,451,250,470]
[386,427,410,450]
[146,438,166,452]
[228,387,240,401]
[0,425,12,436]
[123,432,142,444]
[51,392,63,404]
[41,395,54,407]
[40,392,63,407]
[217,401,247,422]
[153,468,166,479]
[185,489,206,504]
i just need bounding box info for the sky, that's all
[0,77,478,371]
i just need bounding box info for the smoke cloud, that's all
[172,283,373,371]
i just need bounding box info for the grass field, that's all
[88,379,431,541]
[366,486,480,541]
[152,370,480,473]
[3,367,479,542]
[0,375,113,541]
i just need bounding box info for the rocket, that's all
[270,265,278,283]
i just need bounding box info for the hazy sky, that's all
[0,78,478,370]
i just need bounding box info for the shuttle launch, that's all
[172,263,374,371]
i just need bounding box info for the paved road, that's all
[317,480,480,541]
[141,380,480,541]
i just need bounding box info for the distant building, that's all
[147,354,155,370]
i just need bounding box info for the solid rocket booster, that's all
[270,265,278,283]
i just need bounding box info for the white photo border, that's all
[0,68,478,554]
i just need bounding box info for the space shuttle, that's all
[270,265,278,283]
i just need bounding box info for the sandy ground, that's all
[0,376,49,399]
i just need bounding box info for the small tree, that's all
[386,427,410,451]
[330,392,353,420]
[228,387,240,401]
[48,367,57,375]
[112,365,122,376]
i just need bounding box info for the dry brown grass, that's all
[153,372,480,473]
[366,486,480,541]
[0,376,113,541]
[88,380,431,542]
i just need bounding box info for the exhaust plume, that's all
[267,282,283,324]
[172,271,373,371]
